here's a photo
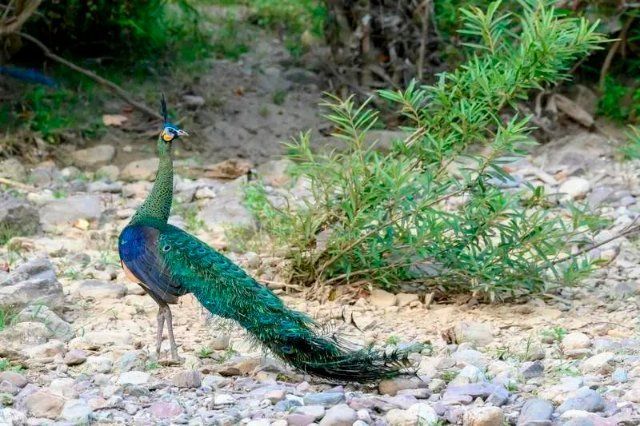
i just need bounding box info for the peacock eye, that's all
[162,244,171,252]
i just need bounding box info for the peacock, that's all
[118,97,420,381]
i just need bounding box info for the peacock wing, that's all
[118,225,188,303]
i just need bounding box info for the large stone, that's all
[0,158,27,181]
[39,195,102,231]
[0,372,27,388]
[517,398,554,426]
[385,403,438,426]
[557,387,605,414]
[369,288,397,307]
[559,177,591,201]
[172,370,201,388]
[15,305,74,341]
[24,390,65,419]
[198,187,254,232]
[454,321,494,347]
[118,371,150,386]
[303,391,345,406]
[379,377,423,396]
[121,158,160,181]
[69,330,132,349]
[0,257,64,311]
[463,406,504,426]
[580,352,615,375]
[0,194,40,238]
[562,333,591,351]
[74,280,126,300]
[318,404,357,426]
[72,145,116,168]
[61,399,93,423]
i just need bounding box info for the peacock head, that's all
[159,95,188,145]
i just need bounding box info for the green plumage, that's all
[154,222,417,381]
[119,101,420,382]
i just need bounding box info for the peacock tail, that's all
[124,219,419,381]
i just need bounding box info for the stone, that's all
[303,391,345,406]
[0,408,26,424]
[396,293,419,307]
[0,257,64,311]
[75,280,126,299]
[379,377,422,396]
[622,380,640,402]
[562,332,591,351]
[518,398,554,426]
[0,372,27,388]
[463,406,504,426]
[118,371,150,386]
[69,330,132,349]
[557,387,605,414]
[454,321,494,347]
[182,94,206,108]
[364,130,406,151]
[213,393,236,405]
[23,339,64,358]
[150,401,183,419]
[96,165,120,181]
[0,380,20,395]
[64,349,88,366]
[287,413,316,425]
[264,389,286,403]
[61,399,93,423]
[319,404,357,426]
[88,181,122,193]
[559,177,591,201]
[86,356,113,374]
[15,304,74,341]
[209,334,231,351]
[369,288,397,307]
[0,321,51,350]
[580,352,614,375]
[72,145,116,168]
[0,158,27,181]
[0,194,40,238]
[611,368,628,383]
[198,188,254,233]
[385,403,438,426]
[521,361,545,379]
[453,349,489,369]
[121,158,159,181]
[24,390,65,419]
[294,405,325,420]
[40,195,102,231]
[49,378,78,398]
[172,370,201,388]
[449,365,485,385]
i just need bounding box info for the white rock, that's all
[559,177,590,200]
[580,352,614,374]
[370,288,397,307]
[72,145,116,168]
[562,332,591,351]
[118,371,150,386]
[319,404,357,426]
[61,399,93,423]
[121,158,159,181]
[464,406,504,426]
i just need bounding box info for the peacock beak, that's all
[177,129,189,137]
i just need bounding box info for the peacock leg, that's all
[162,304,181,362]
[155,306,166,358]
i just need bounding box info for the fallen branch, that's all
[16,31,162,121]
[0,177,36,192]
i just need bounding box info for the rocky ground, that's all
[1,123,640,426]
[1,24,640,426]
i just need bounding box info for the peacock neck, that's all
[131,138,173,225]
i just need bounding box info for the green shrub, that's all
[619,126,640,160]
[245,0,605,300]
[24,0,207,63]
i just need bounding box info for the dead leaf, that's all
[102,114,128,127]
[74,218,90,231]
